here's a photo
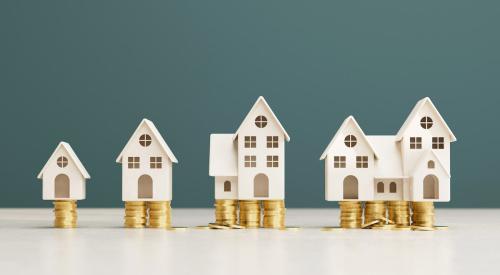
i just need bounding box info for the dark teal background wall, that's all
[1,1,498,207]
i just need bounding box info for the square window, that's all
[432,137,445,149]
[244,136,256,148]
[356,156,368,168]
[410,137,422,149]
[333,156,346,168]
[266,136,279,148]
[267,155,279,167]
[150,157,162,169]
[244,155,256,167]
[128,157,140,169]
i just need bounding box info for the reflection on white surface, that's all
[0,209,498,275]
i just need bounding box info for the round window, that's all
[255,116,268,128]
[344,135,357,147]
[139,134,152,147]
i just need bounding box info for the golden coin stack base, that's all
[364,201,386,228]
[54,200,77,228]
[148,201,172,228]
[339,201,363,228]
[214,199,238,226]
[263,200,285,229]
[388,201,411,227]
[239,200,261,228]
[411,202,435,230]
[124,201,147,228]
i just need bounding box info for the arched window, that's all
[377,182,384,193]
[224,181,231,192]
[344,135,357,148]
[428,160,435,169]
[390,182,397,193]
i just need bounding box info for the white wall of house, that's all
[41,147,86,200]
[120,123,173,201]
[410,157,450,202]
[214,176,238,199]
[236,102,285,200]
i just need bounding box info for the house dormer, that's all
[37,142,90,200]
[116,119,178,201]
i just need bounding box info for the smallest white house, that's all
[37,142,90,200]
[116,119,178,202]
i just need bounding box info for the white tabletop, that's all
[0,208,499,275]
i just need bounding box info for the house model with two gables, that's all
[320,97,456,202]
[209,96,290,200]
[37,142,90,200]
[116,119,178,201]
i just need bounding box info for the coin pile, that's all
[339,201,363,228]
[214,199,238,226]
[263,200,285,229]
[411,202,435,230]
[388,201,411,227]
[239,200,261,228]
[364,201,386,228]
[124,201,147,228]
[148,201,172,228]
[53,200,77,228]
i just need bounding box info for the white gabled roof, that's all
[37,142,90,179]
[396,97,457,142]
[116,119,178,163]
[209,134,238,177]
[233,96,290,142]
[413,150,451,178]
[320,116,379,160]
[366,136,404,178]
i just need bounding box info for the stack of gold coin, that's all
[388,201,411,227]
[262,200,285,229]
[239,200,261,228]
[364,201,386,228]
[148,201,172,228]
[214,199,238,226]
[124,201,147,228]
[53,200,77,228]
[411,202,435,229]
[339,201,363,228]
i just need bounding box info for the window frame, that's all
[333,156,346,168]
[432,137,445,149]
[139,134,152,147]
[344,135,357,148]
[244,136,256,148]
[255,116,268,128]
[266,155,279,168]
[150,157,162,169]
[410,137,422,149]
[266,136,279,148]
[356,156,368,168]
[244,155,256,167]
[420,116,433,129]
[57,156,68,168]
[128,157,140,169]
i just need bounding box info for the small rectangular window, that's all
[410,137,422,149]
[356,156,368,168]
[244,136,256,148]
[128,157,140,169]
[266,155,279,167]
[333,156,346,168]
[432,137,444,149]
[150,157,162,169]
[266,136,279,148]
[244,155,256,167]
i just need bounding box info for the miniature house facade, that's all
[320,97,455,202]
[116,119,178,201]
[209,96,290,200]
[37,142,90,200]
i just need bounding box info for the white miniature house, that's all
[320,97,455,202]
[209,96,290,200]
[116,119,178,201]
[37,142,90,200]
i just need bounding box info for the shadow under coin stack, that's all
[262,200,285,229]
[214,199,238,226]
[148,201,172,228]
[363,201,387,229]
[411,202,435,231]
[388,201,411,229]
[124,201,147,228]
[239,200,261,228]
[54,200,77,228]
[339,201,363,228]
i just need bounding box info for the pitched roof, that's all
[396,97,457,142]
[233,96,290,142]
[366,136,404,178]
[413,150,451,178]
[37,142,90,179]
[320,116,379,160]
[209,134,238,177]
[116,119,178,163]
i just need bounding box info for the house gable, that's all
[412,150,450,178]
[37,142,90,180]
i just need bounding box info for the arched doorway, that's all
[138,175,153,199]
[254,174,269,197]
[423,175,439,199]
[343,176,358,199]
[55,174,70,198]
[224,181,231,192]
